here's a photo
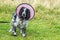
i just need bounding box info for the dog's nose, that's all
[22,13,26,17]
[23,14,25,16]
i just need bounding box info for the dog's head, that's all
[19,7,30,20]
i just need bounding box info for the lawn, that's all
[0,1,60,40]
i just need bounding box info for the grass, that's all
[0,2,60,40]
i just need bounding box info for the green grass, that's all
[0,4,60,40]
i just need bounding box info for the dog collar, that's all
[16,3,35,20]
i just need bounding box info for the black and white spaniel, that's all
[9,7,30,37]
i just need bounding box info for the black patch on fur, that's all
[12,13,17,20]
[19,7,30,20]
[14,14,17,20]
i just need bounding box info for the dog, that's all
[9,7,30,37]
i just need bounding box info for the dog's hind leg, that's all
[9,13,17,32]
[13,24,17,36]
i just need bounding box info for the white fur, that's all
[22,34,25,37]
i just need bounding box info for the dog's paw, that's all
[11,34,17,36]
[14,33,16,35]
[22,34,26,37]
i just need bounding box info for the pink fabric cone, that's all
[16,3,34,19]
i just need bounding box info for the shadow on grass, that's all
[0,21,10,23]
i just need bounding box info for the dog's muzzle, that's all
[22,13,26,17]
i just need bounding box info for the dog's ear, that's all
[26,9,30,20]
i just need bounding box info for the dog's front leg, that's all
[22,27,26,37]
[12,18,19,36]
[20,25,26,37]
[20,21,28,37]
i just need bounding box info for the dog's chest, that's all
[19,20,26,25]
[16,16,27,25]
